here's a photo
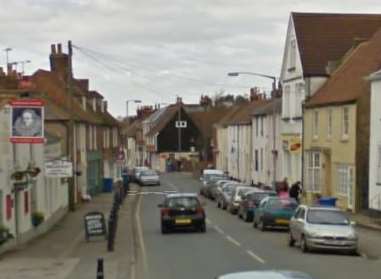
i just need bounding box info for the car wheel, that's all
[259,219,266,231]
[200,222,206,233]
[301,235,309,253]
[288,232,295,247]
[245,212,253,222]
[161,224,169,234]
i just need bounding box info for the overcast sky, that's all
[0,0,380,117]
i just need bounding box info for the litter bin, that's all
[103,178,113,193]
[318,197,337,207]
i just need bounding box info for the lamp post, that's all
[126,99,142,117]
[228,71,279,189]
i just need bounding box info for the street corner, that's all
[0,257,80,279]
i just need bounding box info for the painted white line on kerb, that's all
[213,225,225,235]
[135,195,149,272]
[225,235,241,247]
[246,250,266,264]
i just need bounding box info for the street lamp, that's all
[126,99,142,117]
[228,71,278,189]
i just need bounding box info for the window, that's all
[377,145,381,184]
[337,164,353,195]
[327,109,333,139]
[94,126,97,149]
[255,150,259,171]
[289,39,296,69]
[260,148,264,171]
[255,118,259,137]
[260,117,264,137]
[307,152,321,192]
[312,111,319,139]
[82,96,87,111]
[342,107,349,139]
[295,83,304,117]
[89,125,93,150]
[283,85,290,118]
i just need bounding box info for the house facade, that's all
[280,12,381,186]
[368,70,381,211]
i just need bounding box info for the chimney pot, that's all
[51,44,56,54]
[57,43,62,54]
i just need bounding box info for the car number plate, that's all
[175,219,191,224]
[275,219,289,225]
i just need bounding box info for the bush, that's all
[31,211,45,227]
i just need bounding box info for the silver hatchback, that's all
[289,205,358,254]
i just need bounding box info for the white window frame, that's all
[255,118,259,137]
[327,109,333,139]
[260,117,264,137]
[283,85,290,118]
[336,164,353,196]
[342,107,349,140]
[295,83,304,117]
[312,111,319,140]
[289,39,296,69]
[307,152,321,192]
[377,145,381,184]
[260,148,264,171]
[254,149,259,172]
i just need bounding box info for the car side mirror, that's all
[158,204,163,208]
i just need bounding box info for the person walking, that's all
[289,181,302,203]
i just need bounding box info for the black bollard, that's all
[96,258,104,279]
[107,217,114,252]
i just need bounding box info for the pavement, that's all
[0,188,138,279]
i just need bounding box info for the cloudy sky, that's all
[0,0,380,117]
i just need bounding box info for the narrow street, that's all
[135,173,381,279]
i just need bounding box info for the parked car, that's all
[132,166,149,182]
[205,178,231,200]
[158,193,206,234]
[238,190,277,222]
[253,197,298,231]
[200,169,224,183]
[289,205,358,254]
[227,186,255,214]
[217,270,313,279]
[216,182,241,210]
[210,180,236,200]
[200,173,228,197]
[137,169,160,186]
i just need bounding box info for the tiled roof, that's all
[251,98,282,116]
[225,100,269,125]
[305,27,381,107]
[123,119,142,137]
[189,106,231,139]
[145,104,180,137]
[293,12,381,76]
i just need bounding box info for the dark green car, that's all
[253,197,298,231]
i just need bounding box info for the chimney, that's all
[176,96,182,104]
[50,42,72,82]
[250,87,260,101]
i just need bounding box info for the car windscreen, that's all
[307,209,350,225]
[142,170,157,176]
[208,175,228,182]
[167,197,199,209]
[237,188,253,196]
[248,192,276,204]
[267,198,298,210]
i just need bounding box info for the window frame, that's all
[307,152,321,192]
[312,110,319,140]
[342,107,350,140]
[327,109,333,139]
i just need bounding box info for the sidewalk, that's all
[0,187,138,279]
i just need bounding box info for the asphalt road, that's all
[134,173,380,279]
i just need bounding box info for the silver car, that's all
[138,169,160,186]
[217,270,313,279]
[289,205,358,254]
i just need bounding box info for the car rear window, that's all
[268,198,298,209]
[307,209,350,225]
[142,170,157,176]
[248,192,276,203]
[167,197,199,209]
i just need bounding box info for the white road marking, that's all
[226,235,241,247]
[135,195,149,272]
[168,182,179,192]
[246,250,266,264]
[213,225,225,235]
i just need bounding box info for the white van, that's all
[201,169,225,181]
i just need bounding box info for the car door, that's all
[290,207,301,239]
[294,208,306,242]
[255,199,267,223]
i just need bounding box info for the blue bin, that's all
[103,178,113,193]
[318,197,337,207]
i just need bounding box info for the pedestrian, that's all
[278,177,289,199]
[289,181,302,203]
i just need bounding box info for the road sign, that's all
[45,160,73,178]
[175,120,187,128]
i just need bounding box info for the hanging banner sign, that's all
[45,160,73,178]
[10,99,44,144]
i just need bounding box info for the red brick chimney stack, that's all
[49,42,72,82]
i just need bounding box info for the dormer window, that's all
[82,96,87,111]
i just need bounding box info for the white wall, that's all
[216,127,229,173]
[369,77,381,210]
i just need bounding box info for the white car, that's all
[137,169,160,186]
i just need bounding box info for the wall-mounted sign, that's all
[282,135,302,154]
[175,120,187,128]
[45,160,73,178]
[10,99,44,144]
[84,211,107,241]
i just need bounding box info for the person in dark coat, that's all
[289,181,302,203]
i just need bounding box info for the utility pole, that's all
[67,40,76,211]
[178,103,182,152]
